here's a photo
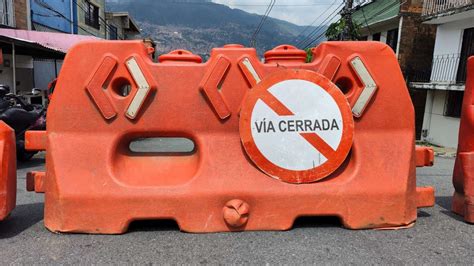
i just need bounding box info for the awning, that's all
[0,28,101,58]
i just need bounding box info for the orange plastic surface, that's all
[264,45,307,64]
[26,171,45,193]
[453,56,474,224]
[25,130,47,151]
[415,146,434,167]
[0,121,16,221]
[29,41,433,234]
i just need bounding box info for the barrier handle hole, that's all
[335,77,354,95]
[112,77,132,97]
[128,219,180,232]
[293,216,342,229]
[129,137,196,154]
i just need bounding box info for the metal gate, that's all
[33,59,62,90]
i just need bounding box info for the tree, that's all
[305,48,313,63]
[325,19,361,41]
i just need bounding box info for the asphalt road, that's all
[0,155,473,264]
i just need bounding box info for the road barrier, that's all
[26,41,434,234]
[0,121,16,221]
[415,146,434,167]
[453,56,474,223]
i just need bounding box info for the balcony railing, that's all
[430,54,462,83]
[422,0,473,17]
[407,53,467,84]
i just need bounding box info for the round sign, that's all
[240,69,354,183]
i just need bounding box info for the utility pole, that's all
[341,0,354,41]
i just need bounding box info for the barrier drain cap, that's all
[239,69,354,183]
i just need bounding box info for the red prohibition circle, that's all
[239,69,354,184]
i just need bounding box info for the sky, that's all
[211,0,344,26]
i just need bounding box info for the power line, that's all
[250,0,275,47]
[228,3,340,6]
[291,0,340,45]
[356,0,405,35]
[303,15,341,49]
[303,16,340,49]
[32,0,105,38]
[308,0,405,46]
[297,3,344,49]
[359,1,372,36]
[250,0,276,48]
[302,3,349,49]
[158,1,341,7]
[340,0,354,40]
[32,0,121,39]
[296,2,343,48]
[72,0,124,40]
[367,1,406,23]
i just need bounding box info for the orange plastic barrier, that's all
[415,146,434,167]
[26,41,434,234]
[453,56,474,223]
[0,121,16,221]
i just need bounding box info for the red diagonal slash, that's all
[259,91,337,160]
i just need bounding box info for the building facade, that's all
[29,0,140,39]
[75,0,107,38]
[30,0,74,33]
[105,12,140,40]
[352,0,437,139]
[410,0,474,148]
[0,0,141,105]
[0,0,32,99]
[353,0,403,54]
[0,0,29,29]
[353,0,436,71]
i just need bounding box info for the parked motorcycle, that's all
[0,85,46,161]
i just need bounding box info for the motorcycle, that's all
[0,84,46,161]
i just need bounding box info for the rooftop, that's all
[105,12,141,34]
[352,0,401,28]
[0,28,100,58]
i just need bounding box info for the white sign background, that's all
[251,79,344,171]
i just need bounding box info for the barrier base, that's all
[0,121,16,221]
[452,152,474,223]
[453,192,474,224]
[45,192,428,234]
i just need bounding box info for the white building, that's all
[411,0,474,148]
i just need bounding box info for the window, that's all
[84,1,100,29]
[386,28,398,52]
[372,32,381,41]
[0,0,15,27]
[444,90,464,118]
[456,27,474,83]
[108,25,118,40]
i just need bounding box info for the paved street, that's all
[0,155,473,264]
